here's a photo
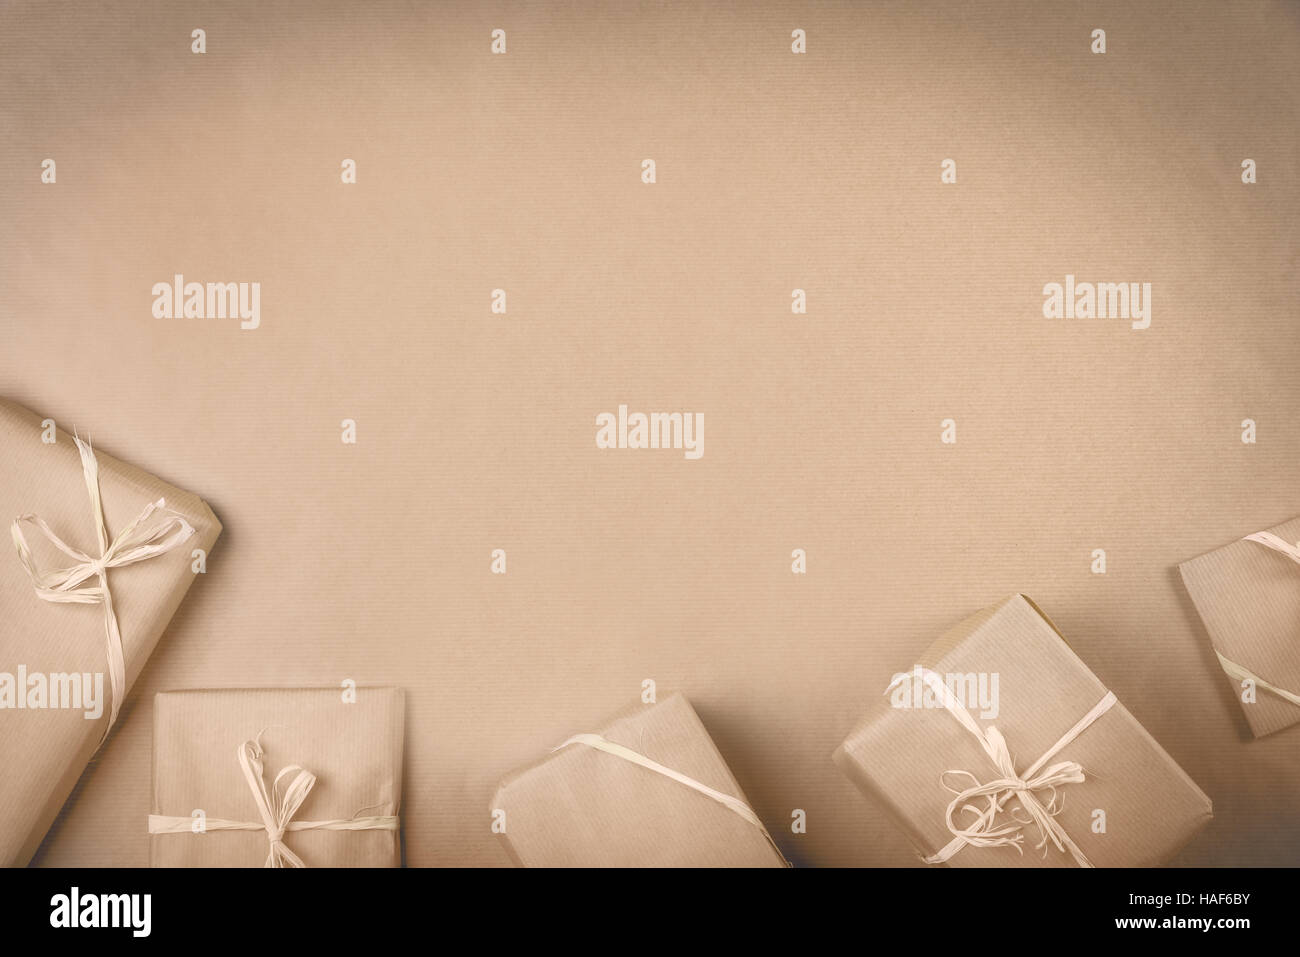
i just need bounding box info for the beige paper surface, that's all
[1,2,1297,866]
[834,596,1213,867]
[0,397,221,866]
[150,687,404,867]
[493,692,785,867]
[1179,516,1300,738]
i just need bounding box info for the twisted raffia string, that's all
[147,733,399,868]
[10,434,195,743]
[886,668,1116,868]
[554,733,791,866]
[1211,531,1300,708]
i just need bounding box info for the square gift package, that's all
[149,687,405,867]
[834,595,1213,867]
[1179,516,1300,738]
[0,397,221,866]
[492,692,787,867]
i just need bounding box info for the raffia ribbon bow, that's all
[236,738,318,868]
[1212,531,1300,707]
[148,733,400,868]
[888,667,1116,868]
[10,434,195,742]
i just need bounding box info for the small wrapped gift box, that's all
[148,687,405,867]
[0,397,221,866]
[833,595,1213,867]
[1179,516,1300,738]
[491,692,787,867]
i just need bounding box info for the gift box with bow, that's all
[491,692,787,867]
[148,687,405,867]
[0,397,221,866]
[1180,516,1300,738]
[833,595,1213,867]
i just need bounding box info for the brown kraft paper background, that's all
[0,1,1296,865]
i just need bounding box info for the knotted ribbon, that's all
[147,733,399,868]
[10,434,196,742]
[1212,530,1300,708]
[554,733,790,865]
[887,668,1116,867]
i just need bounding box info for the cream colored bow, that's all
[10,434,195,742]
[887,668,1116,868]
[236,737,317,868]
[148,733,400,867]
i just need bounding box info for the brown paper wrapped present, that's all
[833,595,1212,867]
[148,687,405,867]
[0,397,221,866]
[491,692,787,867]
[1179,516,1300,738]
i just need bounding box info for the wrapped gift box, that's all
[1179,516,1300,738]
[833,595,1213,867]
[149,687,405,867]
[0,397,221,866]
[491,692,787,867]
